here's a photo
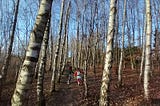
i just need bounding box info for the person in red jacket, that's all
[74,68,83,85]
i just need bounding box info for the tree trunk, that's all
[83,58,88,98]
[34,62,39,79]
[144,0,152,100]
[0,0,20,100]
[37,17,50,106]
[93,0,98,76]
[50,0,65,93]
[114,0,119,71]
[99,0,117,105]
[118,0,126,87]
[61,24,69,75]
[48,32,53,71]
[11,0,52,105]
[58,1,71,83]
[139,17,146,81]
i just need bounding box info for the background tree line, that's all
[0,0,160,105]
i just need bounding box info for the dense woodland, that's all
[0,0,160,106]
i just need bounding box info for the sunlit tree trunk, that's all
[139,17,146,81]
[37,17,50,106]
[11,0,52,105]
[50,0,65,93]
[144,0,152,100]
[0,0,20,99]
[118,0,126,87]
[99,0,117,105]
[58,1,71,83]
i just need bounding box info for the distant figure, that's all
[67,66,73,84]
[74,68,83,86]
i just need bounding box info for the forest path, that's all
[46,74,85,106]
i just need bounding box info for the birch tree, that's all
[144,0,152,100]
[118,0,126,87]
[139,17,146,81]
[114,0,119,71]
[93,0,98,76]
[99,0,117,105]
[74,0,80,68]
[11,0,53,105]
[48,32,53,71]
[37,17,50,106]
[58,1,71,83]
[50,0,65,92]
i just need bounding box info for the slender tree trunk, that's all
[48,32,53,71]
[37,17,50,106]
[99,0,117,105]
[93,0,98,76]
[93,28,98,76]
[115,0,119,72]
[11,0,52,105]
[58,1,71,83]
[118,0,126,87]
[126,19,135,71]
[82,35,90,99]
[34,62,39,79]
[144,0,152,100]
[50,0,65,93]
[61,26,69,75]
[0,0,20,100]
[139,17,146,81]
[131,12,136,70]
[71,51,75,67]
[83,58,88,98]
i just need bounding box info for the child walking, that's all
[74,68,83,86]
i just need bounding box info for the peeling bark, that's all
[99,0,117,105]
[11,0,52,105]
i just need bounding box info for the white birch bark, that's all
[11,0,52,105]
[50,0,65,92]
[144,0,152,100]
[99,0,117,105]
[58,1,71,83]
[37,17,50,106]
[118,0,126,87]
[139,18,146,81]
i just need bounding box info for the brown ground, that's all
[1,65,160,106]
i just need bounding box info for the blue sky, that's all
[0,0,160,55]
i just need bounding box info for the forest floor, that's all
[1,65,160,106]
